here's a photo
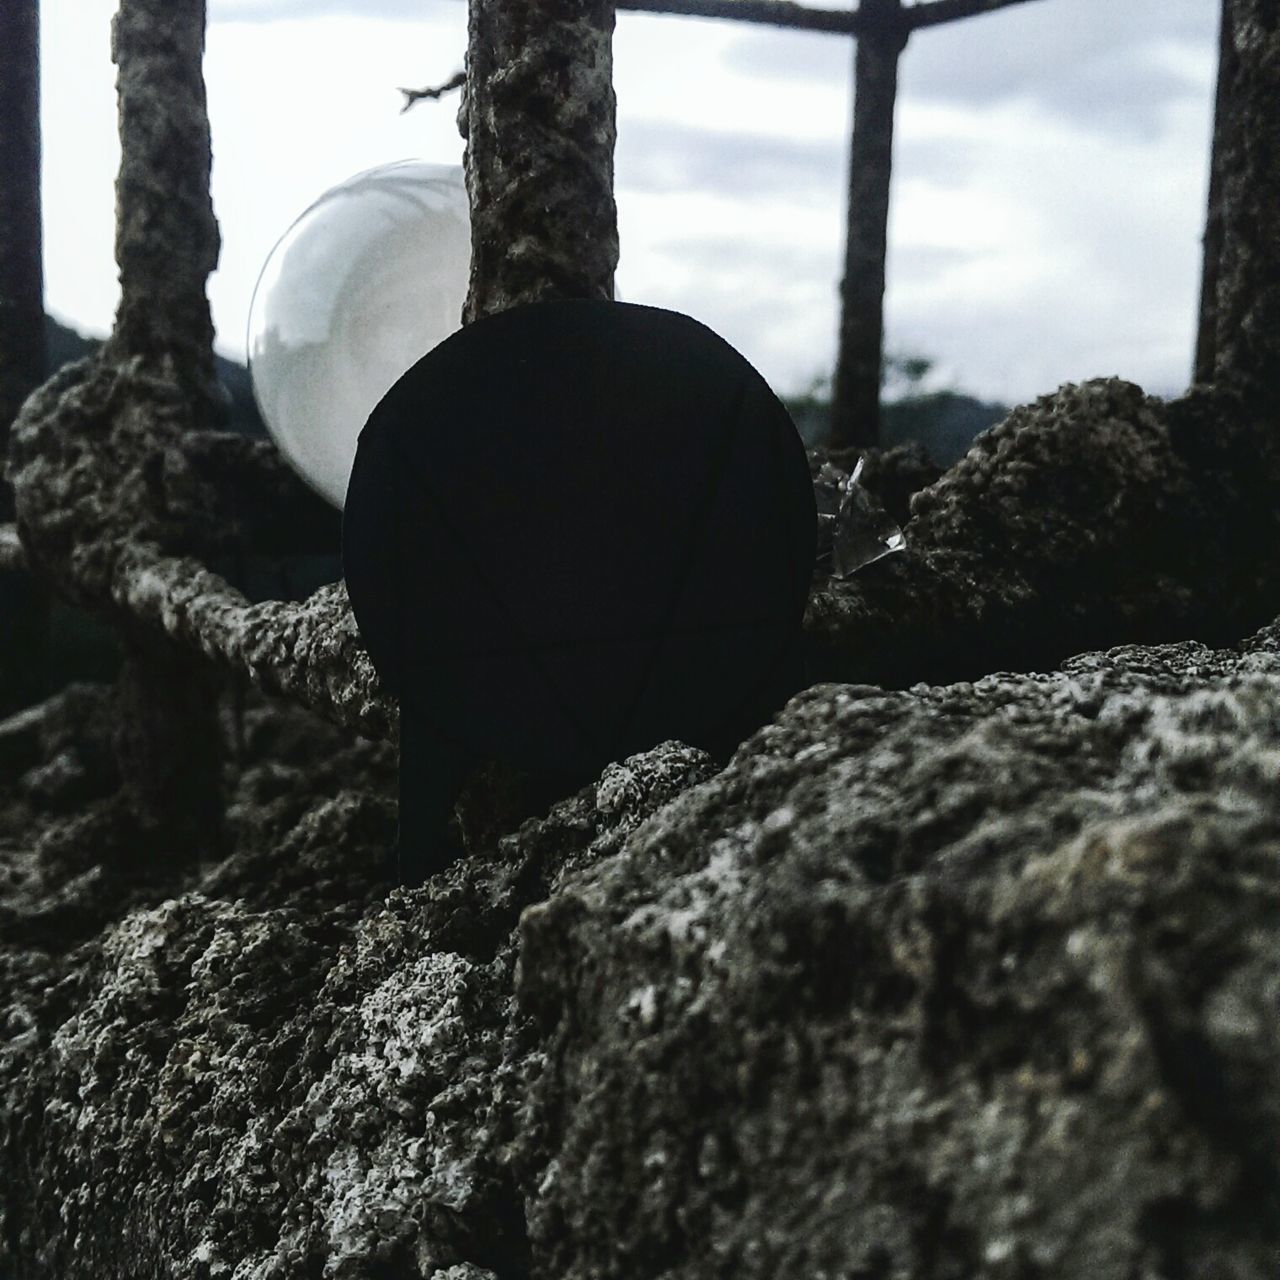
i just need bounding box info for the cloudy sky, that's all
[39,0,1219,405]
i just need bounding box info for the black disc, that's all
[342,298,816,776]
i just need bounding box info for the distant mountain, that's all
[881,391,1009,466]
[46,315,1011,466]
[44,314,98,372]
[45,315,267,439]
[783,388,1009,467]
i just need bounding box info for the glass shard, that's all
[813,457,906,579]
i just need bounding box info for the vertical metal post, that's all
[106,0,222,422]
[1194,0,1236,385]
[462,0,620,323]
[1207,0,1278,404]
[829,0,908,450]
[0,0,50,713]
[107,0,225,852]
[395,0,621,884]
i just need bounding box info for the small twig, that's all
[398,70,465,113]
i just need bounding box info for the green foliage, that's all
[781,352,1008,464]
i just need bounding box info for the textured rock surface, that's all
[462,0,618,323]
[805,378,1280,688]
[7,360,392,738]
[4,0,1280,1275]
[3,632,1279,1278]
[1211,0,1280,403]
[106,0,221,423]
[16,369,1280,749]
[517,638,1280,1278]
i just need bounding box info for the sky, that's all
[39,0,1220,405]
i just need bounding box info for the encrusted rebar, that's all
[462,0,619,322]
[8,0,1280,769]
[105,0,222,424]
[1210,0,1280,404]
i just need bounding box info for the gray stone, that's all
[3,626,1279,1278]
[516,632,1280,1279]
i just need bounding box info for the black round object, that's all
[343,298,816,777]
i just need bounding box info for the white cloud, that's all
[40,0,120,341]
[202,9,469,362]
[39,0,1218,408]
[209,0,450,21]
[725,0,1217,138]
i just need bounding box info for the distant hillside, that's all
[46,316,1008,467]
[783,389,1008,466]
[45,315,267,439]
[881,391,1009,465]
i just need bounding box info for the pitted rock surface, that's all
[4,628,1280,1278]
[806,379,1280,689]
[515,635,1280,1280]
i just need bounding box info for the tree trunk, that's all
[1194,0,1236,385]
[829,0,908,450]
[0,0,49,714]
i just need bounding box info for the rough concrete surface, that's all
[3,618,1279,1277]
[806,379,1280,690]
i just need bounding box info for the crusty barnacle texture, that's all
[594,740,717,843]
[6,355,393,739]
[1210,0,1280,405]
[514,630,1280,1280]
[6,625,1280,1278]
[107,0,222,421]
[804,377,1280,690]
[462,0,618,322]
[7,356,209,602]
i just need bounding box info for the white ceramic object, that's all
[248,160,471,509]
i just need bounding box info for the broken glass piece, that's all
[814,456,906,579]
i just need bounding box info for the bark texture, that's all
[462,0,619,322]
[829,0,908,448]
[1207,0,1280,404]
